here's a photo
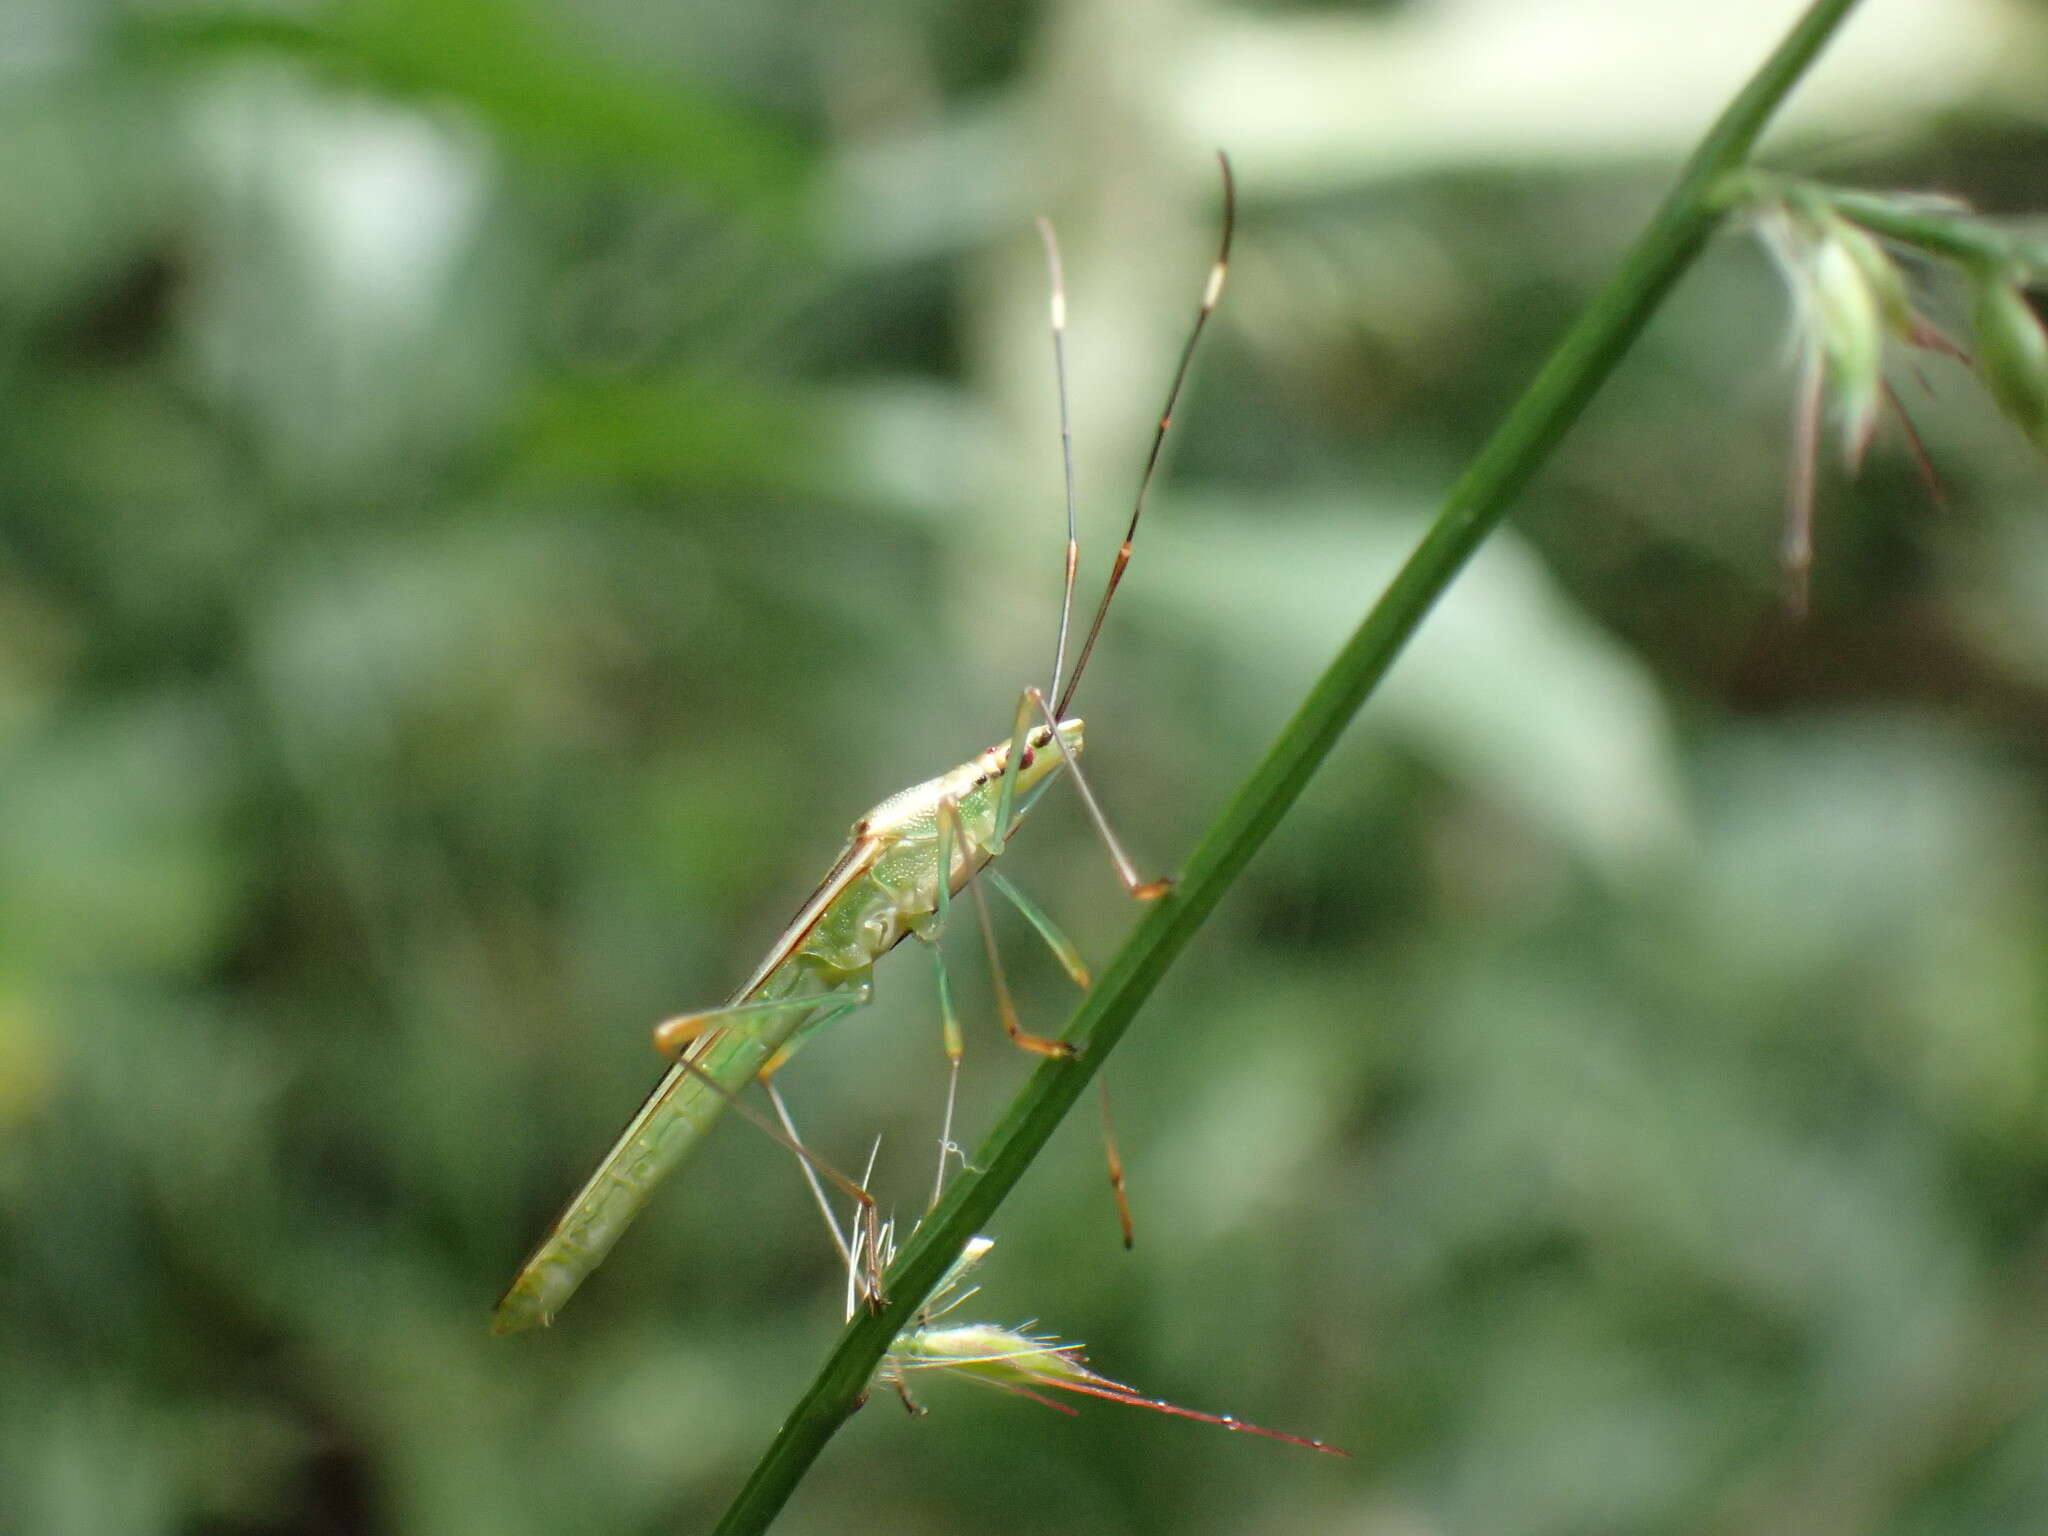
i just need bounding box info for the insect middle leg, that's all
[920,796,1072,1206]
[985,868,1135,1247]
[936,796,1073,1057]
[947,806,1138,1245]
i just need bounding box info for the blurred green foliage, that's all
[6,0,2048,1532]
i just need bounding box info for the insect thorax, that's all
[807,718,1084,971]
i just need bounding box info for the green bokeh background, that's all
[8,1,2048,1532]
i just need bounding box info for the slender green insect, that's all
[492,156,1237,1336]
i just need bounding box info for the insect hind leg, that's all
[987,865,1136,1248]
[666,1034,890,1307]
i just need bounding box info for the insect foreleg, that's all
[1021,685,1172,900]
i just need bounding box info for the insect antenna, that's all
[1037,215,1080,707]
[1050,151,1237,720]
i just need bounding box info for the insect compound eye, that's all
[1018,748,1035,770]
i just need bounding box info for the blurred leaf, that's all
[134,0,809,212]
[1142,500,1688,878]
